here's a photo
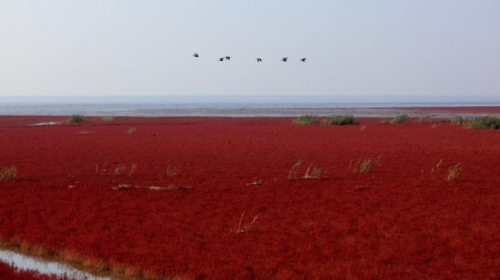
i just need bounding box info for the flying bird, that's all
[225,56,231,61]
[301,58,307,62]
[281,57,288,62]
[256,58,262,62]
[219,58,224,62]
[193,53,199,58]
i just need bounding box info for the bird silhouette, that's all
[193,53,199,58]
[301,58,307,62]
[281,57,288,62]
[256,58,262,62]
[225,56,231,61]
[219,58,224,62]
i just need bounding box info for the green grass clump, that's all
[451,116,466,125]
[67,114,84,123]
[0,166,17,181]
[325,115,355,126]
[293,115,319,125]
[466,116,500,129]
[389,114,409,124]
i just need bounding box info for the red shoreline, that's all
[1,114,499,279]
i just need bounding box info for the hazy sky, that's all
[0,1,499,100]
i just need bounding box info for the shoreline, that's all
[0,106,499,119]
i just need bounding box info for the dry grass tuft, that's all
[390,114,409,124]
[127,127,137,134]
[288,159,324,180]
[102,116,115,122]
[430,159,443,179]
[246,180,265,186]
[166,166,180,177]
[113,164,137,177]
[349,157,381,173]
[113,164,126,176]
[288,159,304,179]
[303,164,324,179]
[0,166,17,181]
[431,121,442,128]
[127,164,137,177]
[421,160,463,181]
[447,163,462,181]
[234,212,259,233]
[95,162,137,177]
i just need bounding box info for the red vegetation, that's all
[0,109,499,279]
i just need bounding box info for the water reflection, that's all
[0,249,110,280]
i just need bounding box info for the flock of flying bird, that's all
[192,53,306,63]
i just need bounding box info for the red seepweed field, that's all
[0,109,499,279]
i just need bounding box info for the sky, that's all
[0,0,499,102]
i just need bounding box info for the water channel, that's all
[0,249,110,280]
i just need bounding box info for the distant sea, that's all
[1,96,499,117]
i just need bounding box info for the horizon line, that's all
[2,94,500,104]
